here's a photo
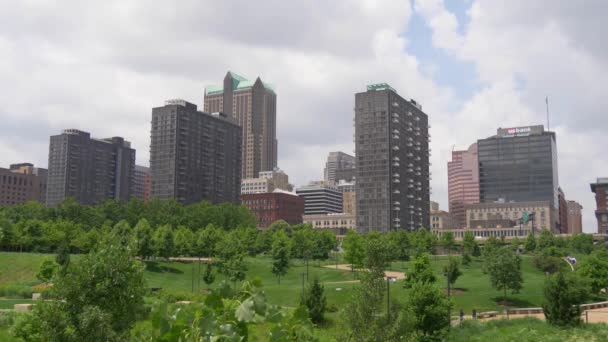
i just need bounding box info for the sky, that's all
[0,0,606,232]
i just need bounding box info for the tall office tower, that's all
[204,72,277,179]
[46,129,135,207]
[296,181,343,215]
[324,151,356,184]
[133,165,151,202]
[558,187,568,234]
[447,143,479,229]
[150,99,242,205]
[355,84,430,233]
[478,125,559,231]
[591,178,608,234]
[0,163,47,206]
[567,200,583,234]
[259,168,293,191]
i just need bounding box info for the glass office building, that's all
[477,125,559,230]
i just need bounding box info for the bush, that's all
[543,271,588,326]
[532,255,564,274]
[0,284,33,299]
[326,303,339,313]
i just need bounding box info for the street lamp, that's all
[444,271,451,329]
[386,276,396,322]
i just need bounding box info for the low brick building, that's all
[241,190,304,228]
[0,163,47,206]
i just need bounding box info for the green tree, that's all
[511,237,521,252]
[132,218,153,259]
[173,226,195,256]
[364,231,390,275]
[570,234,594,255]
[440,232,456,255]
[543,271,588,326]
[216,232,247,283]
[524,231,537,252]
[485,247,523,302]
[386,229,410,261]
[413,227,437,256]
[577,249,608,293]
[443,257,462,295]
[195,223,223,257]
[271,230,291,284]
[36,257,59,283]
[13,233,147,341]
[342,230,366,274]
[202,262,215,287]
[301,277,327,324]
[404,281,452,339]
[462,231,478,255]
[291,226,315,260]
[483,236,500,258]
[312,230,336,264]
[538,229,555,250]
[152,224,174,258]
[405,253,436,288]
[55,240,71,272]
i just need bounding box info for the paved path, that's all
[322,264,406,280]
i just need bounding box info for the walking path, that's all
[322,264,406,280]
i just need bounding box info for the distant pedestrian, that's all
[460,309,464,324]
[472,309,477,320]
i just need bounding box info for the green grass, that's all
[0,300,34,310]
[446,317,608,341]
[0,252,52,285]
[0,328,15,342]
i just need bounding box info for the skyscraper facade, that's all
[591,178,608,234]
[0,163,47,206]
[46,129,135,207]
[567,200,583,234]
[355,83,430,233]
[296,181,343,215]
[150,100,242,205]
[324,151,355,184]
[478,125,559,231]
[447,143,479,229]
[204,72,277,179]
[133,165,151,202]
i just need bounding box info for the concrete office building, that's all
[296,181,343,215]
[478,125,559,231]
[355,83,430,233]
[0,163,47,206]
[466,201,553,234]
[46,129,135,207]
[133,165,151,202]
[591,178,608,234]
[430,202,452,231]
[150,100,242,205]
[303,213,355,236]
[241,190,304,228]
[259,168,293,192]
[448,143,479,229]
[241,168,293,195]
[324,151,355,184]
[342,190,356,215]
[204,72,277,179]
[567,200,583,234]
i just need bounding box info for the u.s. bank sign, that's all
[506,127,531,135]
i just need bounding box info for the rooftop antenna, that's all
[545,96,550,130]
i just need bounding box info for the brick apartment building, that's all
[241,190,304,228]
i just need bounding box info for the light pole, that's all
[386,276,395,322]
[444,272,451,329]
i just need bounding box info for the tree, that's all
[132,218,153,259]
[386,229,410,261]
[13,233,147,341]
[271,230,291,284]
[173,226,195,256]
[443,257,462,295]
[312,230,336,264]
[543,271,588,326]
[412,227,437,257]
[36,258,59,283]
[405,253,436,288]
[462,231,477,256]
[290,226,315,260]
[342,230,366,274]
[440,232,456,255]
[511,237,521,252]
[524,231,537,253]
[483,236,500,258]
[404,281,452,339]
[364,231,390,275]
[195,223,223,257]
[152,224,174,258]
[301,277,326,324]
[533,247,565,274]
[538,229,555,250]
[202,262,215,287]
[570,234,594,255]
[485,247,523,302]
[216,232,247,283]
[577,249,608,293]
[55,240,71,273]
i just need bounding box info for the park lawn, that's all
[0,328,15,342]
[0,252,54,285]
[0,299,35,310]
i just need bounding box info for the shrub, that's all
[0,284,33,299]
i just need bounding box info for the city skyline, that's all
[0,1,606,231]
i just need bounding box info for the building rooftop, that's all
[366,83,396,93]
[591,178,608,192]
[206,72,275,95]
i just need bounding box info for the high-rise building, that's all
[342,190,356,215]
[241,190,304,228]
[133,165,151,202]
[590,178,608,234]
[558,187,568,234]
[478,125,559,231]
[447,143,479,229]
[150,99,242,205]
[259,168,293,192]
[0,163,47,206]
[46,129,135,207]
[296,181,343,215]
[567,200,583,234]
[204,71,277,179]
[324,151,355,184]
[355,83,430,233]
[241,168,293,195]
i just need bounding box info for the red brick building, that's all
[591,178,608,234]
[241,191,304,228]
